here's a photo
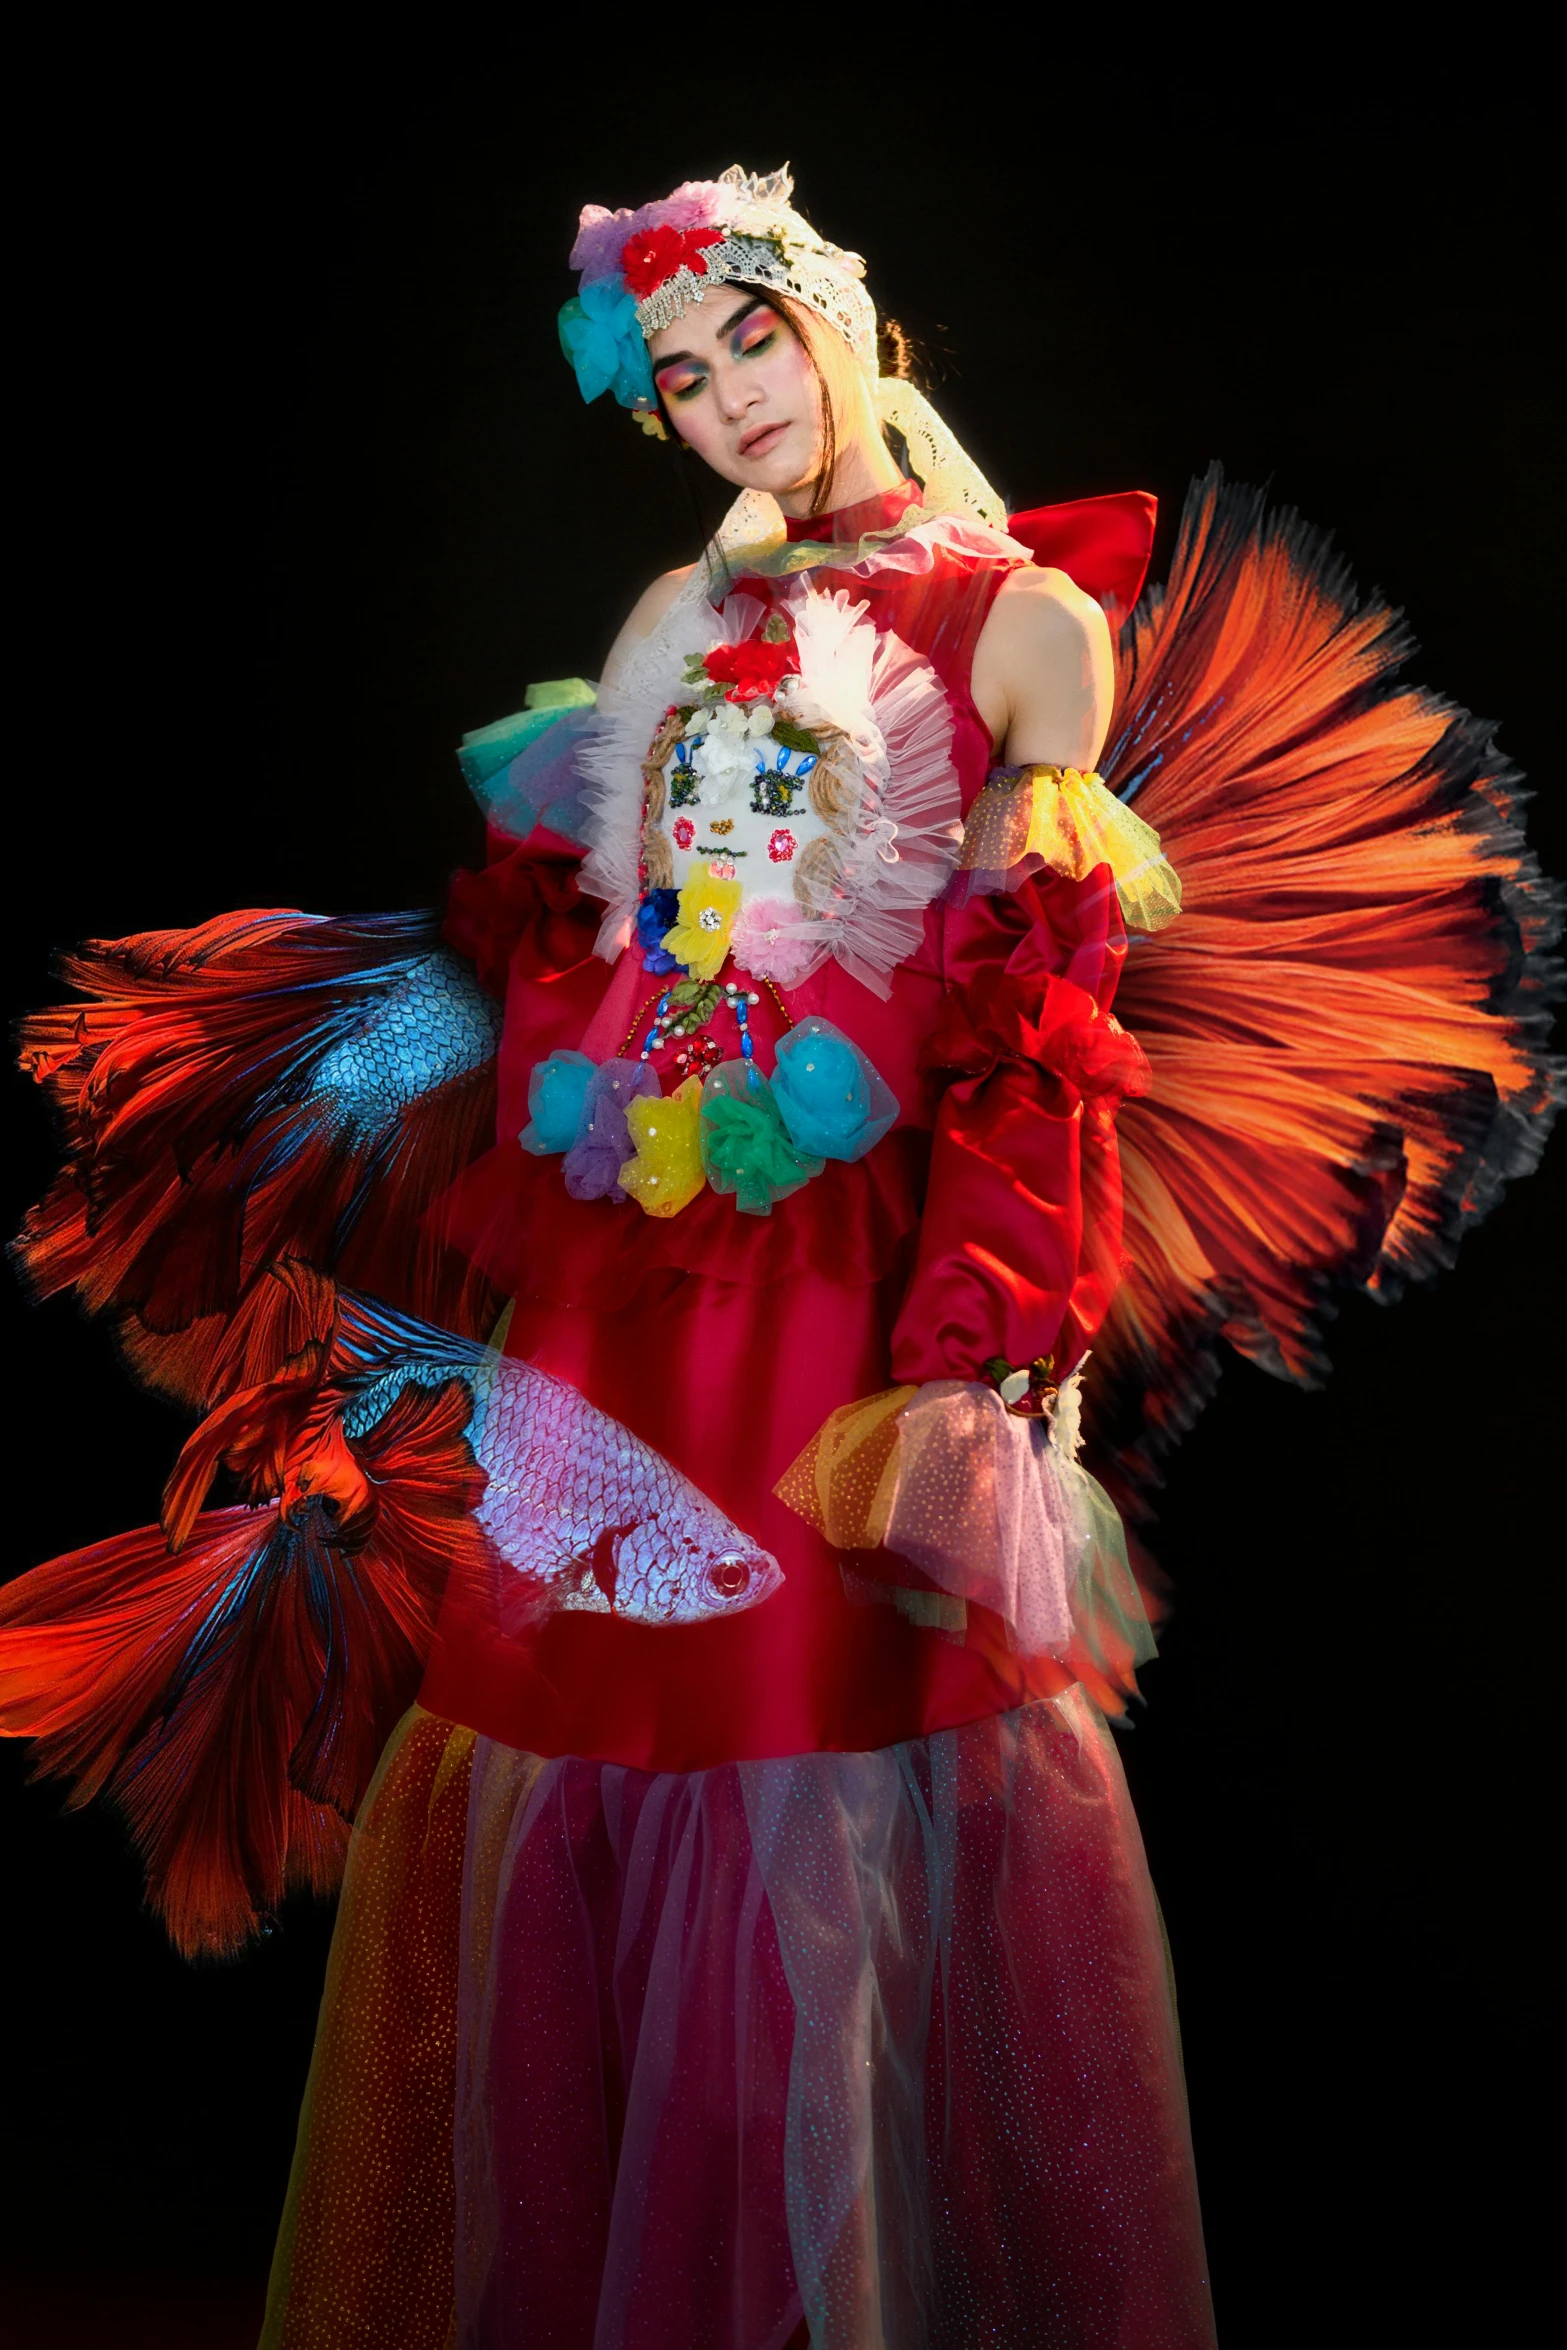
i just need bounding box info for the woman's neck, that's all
[773,422,905,520]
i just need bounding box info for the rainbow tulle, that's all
[262,1694,1214,2350]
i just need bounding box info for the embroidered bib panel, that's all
[646,717,842,909]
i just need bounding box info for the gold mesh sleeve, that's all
[772,1384,918,1550]
[957,766,1183,933]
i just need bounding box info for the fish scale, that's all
[338,1310,781,1627]
[303,949,502,1137]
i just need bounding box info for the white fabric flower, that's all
[691,725,758,801]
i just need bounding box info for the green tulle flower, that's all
[700,1062,823,1216]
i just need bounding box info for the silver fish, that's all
[341,1332,782,1628]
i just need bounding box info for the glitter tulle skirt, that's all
[262,1695,1215,2349]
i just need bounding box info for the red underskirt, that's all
[418,1257,1076,1772]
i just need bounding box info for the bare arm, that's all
[969,565,1114,768]
[600,563,696,695]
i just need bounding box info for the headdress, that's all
[559,164,875,422]
[557,163,1009,532]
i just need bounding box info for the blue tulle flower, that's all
[557,280,654,409]
[520,1049,596,1155]
[771,1018,899,1162]
[637,888,683,975]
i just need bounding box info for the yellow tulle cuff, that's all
[958,766,1183,933]
[772,1384,919,1549]
[618,1076,707,1218]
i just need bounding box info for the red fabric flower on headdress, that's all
[704,639,795,702]
[621,224,723,301]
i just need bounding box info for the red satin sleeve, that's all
[441,824,601,1000]
[888,865,1149,1385]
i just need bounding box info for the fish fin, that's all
[586,1522,637,1609]
[0,1375,492,1956]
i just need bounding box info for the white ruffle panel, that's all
[575,568,962,998]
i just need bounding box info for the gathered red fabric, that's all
[889,870,1136,1388]
[440,1120,926,1310]
[926,873,1151,1105]
[442,826,600,999]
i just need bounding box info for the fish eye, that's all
[708,1557,751,1598]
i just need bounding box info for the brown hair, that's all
[772,296,922,515]
[876,317,920,381]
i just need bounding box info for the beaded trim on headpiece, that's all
[559,165,877,425]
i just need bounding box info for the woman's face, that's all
[647,294,822,496]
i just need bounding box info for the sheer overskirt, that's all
[452,1689,1213,2350]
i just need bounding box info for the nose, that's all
[713,358,762,424]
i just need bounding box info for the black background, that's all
[3,43,1560,2350]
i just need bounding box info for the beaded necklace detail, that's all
[619,971,793,1078]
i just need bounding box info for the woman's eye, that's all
[735,322,777,359]
[655,368,706,405]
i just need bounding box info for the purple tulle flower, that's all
[570,184,726,284]
[562,1060,660,1201]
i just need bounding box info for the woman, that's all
[3,164,1557,2349]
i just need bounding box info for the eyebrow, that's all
[652,297,773,372]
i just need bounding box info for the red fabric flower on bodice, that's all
[703,638,794,702]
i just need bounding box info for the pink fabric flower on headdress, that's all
[570,183,726,286]
[731,898,820,988]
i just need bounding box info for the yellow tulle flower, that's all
[661,862,744,982]
[618,1076,707,1218]
[958,766,1183,933]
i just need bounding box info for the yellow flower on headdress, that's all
[619,1076,706,1218]
[661,861,744,982]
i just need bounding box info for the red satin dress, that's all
[426,485,1140,1769]
[261,486,1217,2350]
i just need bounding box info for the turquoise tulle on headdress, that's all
[771,1018,898,1162]
[700,1062,823,1216]
[558,280,654,409]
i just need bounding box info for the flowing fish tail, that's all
[0,1378,492,1956]
[13,908,505,1413]
[1090,466,1564,1518]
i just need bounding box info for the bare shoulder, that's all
[624,562,698,639]
[972,566,1115,767]
[601,563,697,692]
[980,564,1110,660]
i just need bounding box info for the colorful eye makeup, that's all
[654,358,706,404]
[732,303,780,358]
[653,303,784,404]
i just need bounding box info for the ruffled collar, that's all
[724,481,944,588]
[783,480,924,543]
